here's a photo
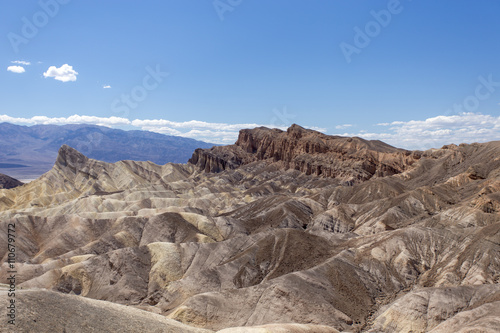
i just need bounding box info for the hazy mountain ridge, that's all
[0,125,499,332]
[0,122,215,179]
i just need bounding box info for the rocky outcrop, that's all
[0,173,23,189]
[189,124,421,183]
[189,147,244,173]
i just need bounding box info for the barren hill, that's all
[1,125,499,332]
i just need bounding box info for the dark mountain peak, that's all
[56,144,90,170]
[0,173,24,189]
[287,123,307,138]
[288,123,305,130]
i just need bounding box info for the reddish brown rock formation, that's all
[189,124,421,183]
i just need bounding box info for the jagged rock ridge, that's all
[189,124,421,183]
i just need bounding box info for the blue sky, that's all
[1,0,500,148]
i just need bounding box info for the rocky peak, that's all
[0,173,24,189]
[53,144,105,184]
[287,123,307,139]
[189,124,420,182]
[56,144,90,171]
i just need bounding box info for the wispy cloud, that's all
[335,124,353,129]
[10,113,497,149]
[11,60,31,65]
[132,119,326,143]
[0,115,130,127]
[338,113,500,149]
[7,66,25,73]
[43,64,78,82]
[132,119,276,131]
[133,119,294,144]
[0,114,326,144]
[103,85,111,89]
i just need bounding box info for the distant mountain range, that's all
[0,122,215,179]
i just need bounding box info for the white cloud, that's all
[131,119,325,132]
[144,126,241,144]
[103,85,111,89]
[3,111,499,148]
[335,124,353,129]
[132,119,273,131]
[7,66,25,73]
[339,113,500,150]
[11,60,31,65]
[142,126,183,136]
[0,114,326,144]
[182,129,241,144]
[132,119,326,143]
[0,114,130,127]
[133,119,288,143]
[43,64,78,82]
[2,113,497,148]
